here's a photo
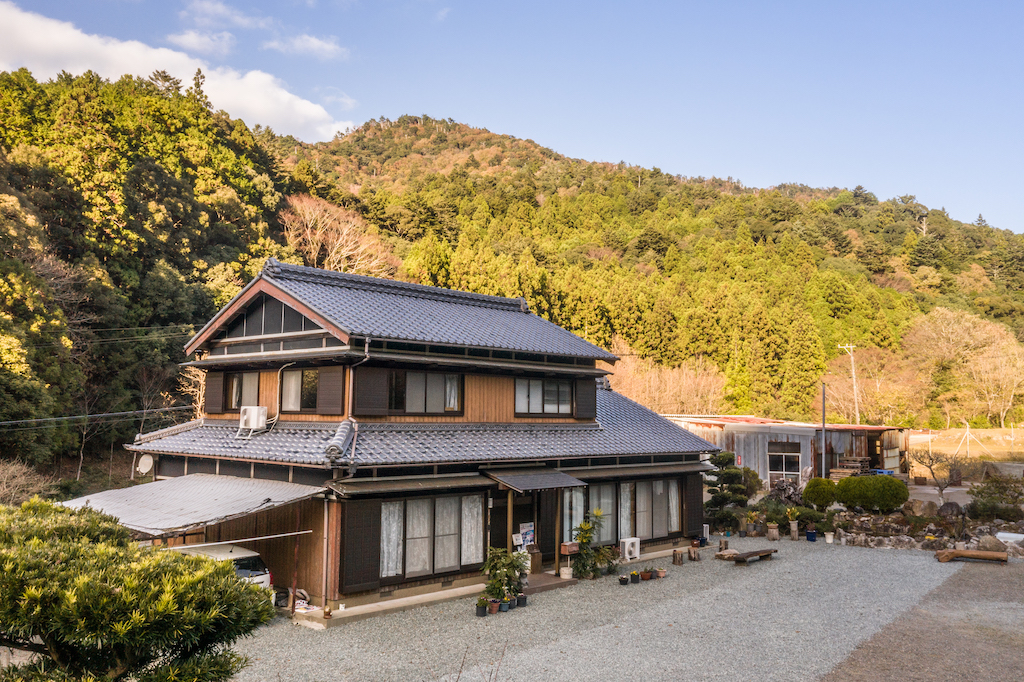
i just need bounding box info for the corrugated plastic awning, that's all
[561,462,714,479]
[328,475,493,497]
[62,474,326,538]
[485,469,587,493]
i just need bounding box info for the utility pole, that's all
[821,382,826,478]
[838,343,859,425]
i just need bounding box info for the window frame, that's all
[281,368,319,413]
[378,493,486,586]
[515,377,574,417]
[387,370,464,416]
[224,371,259,412]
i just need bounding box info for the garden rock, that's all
[977,535,1007,552]
[920,501,939,517]
[920,538,948,551]
[766,479,803,506]
[938,502,962,518]
[892,535,917,550]
[715,549,739,560]
[904,500,924,516]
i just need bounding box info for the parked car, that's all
[169,544,273,591]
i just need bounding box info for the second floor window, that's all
[389,371,461,414]
[515,378,572,414]
[282,369,318,411]
[226,372,259,410]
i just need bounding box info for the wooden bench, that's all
[730,549,778,565]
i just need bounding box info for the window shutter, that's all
[205,372,224,414]
[353,366,389,416]
[340,499,381,593]
[574,378,597,419]
[684,474,703,536]
[317,366,345,415]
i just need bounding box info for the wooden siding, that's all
[206,371,589,424]
[203,497,326,602]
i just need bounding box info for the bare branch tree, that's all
[910,448,968,505]
[279,194,400,277]
[177,366,207,421]
[606,337,726,414]
[0,460,55,506]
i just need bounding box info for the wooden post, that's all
[507,489,514,551]
[554,492,561,574]
[289,504,302,615]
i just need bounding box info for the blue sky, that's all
[2,1,1022,231]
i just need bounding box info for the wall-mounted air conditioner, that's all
[235,405,268,438]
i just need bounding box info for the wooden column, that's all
[554,491,561,573]
[507,489,514,551]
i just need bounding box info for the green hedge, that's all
[836,475,908,512]
[802,478,837,511]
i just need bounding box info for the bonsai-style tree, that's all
[802,477,837,512]
[0,499,275,681]
[911,448,968,504]
[704,452,751,529]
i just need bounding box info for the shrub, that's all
[794,506,824,526]
[802,478,837,511]
[741,467,763,498]
[712,508,740,530]
[965,500,1024,522]
[969,474,1024,507]
[836,475,908,512]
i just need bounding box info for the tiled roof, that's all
[129,385,718,466]
[259,259,616,361]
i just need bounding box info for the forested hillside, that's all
[2,69,1024,476]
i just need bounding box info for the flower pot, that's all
[499,601,509,612]
[738,530,747,537]
[619,576,629,585]
[640,571,652,581]
[649,568,658,580]
[824,532,834,544]
[487,601,500,614]
[699,536,708,547]
[630,573,639,584]
[806,530,817,542]
[790,521,799,541]
[517,594,527,607]
[476,605,487,617]
[507,597,517,610]
[656,568,667,578]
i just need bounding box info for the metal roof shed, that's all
[62,474,327,539]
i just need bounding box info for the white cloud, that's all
[166,30,235,57]
[0,1,351,142]
[182,0,273,29]
[261,34,349,61]
[436,7,451,21]
[319,87,358,112]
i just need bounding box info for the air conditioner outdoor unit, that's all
[239,406,268,430]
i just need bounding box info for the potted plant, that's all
[476,596,488,617]
[516,593,527,607]
[786,507,800,540]
[619,575,629,586]
[640,568,652,581]
[806,522,817,543]
[630,570,640,584]
[656,567,667,578]
[488,598,500,614]
[745,510,759,536]
[499,596,510,612]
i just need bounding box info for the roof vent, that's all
[518,297,530,313]
[236,406,268,440]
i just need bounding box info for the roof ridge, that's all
[264,259,528,313]
[133,418,203,445]
[359,421,604,433]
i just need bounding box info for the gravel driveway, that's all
[234,538,964,682]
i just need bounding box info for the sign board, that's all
[512,533,523,548]
[519,522,535,547]
[736,454,742,466]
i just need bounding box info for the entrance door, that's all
[538,489,557,561]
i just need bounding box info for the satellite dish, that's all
[137,454,154,475]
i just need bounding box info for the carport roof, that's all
[62,474,326,538]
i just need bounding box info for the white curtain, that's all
[589,483,616,544]
[445,374,460,411]
[380,501,404,578]
[434,497,460,573]
[281,371,301,412]
[562,487,585,542]
[636,481,652,540]
[668,479,681,533]
[460,495,483,565]
[652,479,668,538]
[618,482,634,540]
[405,498,433,577]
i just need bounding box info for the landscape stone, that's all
[920,501,939,516]
[937,501,962,517]
[977,535,1007,552]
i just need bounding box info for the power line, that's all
[0,406,193,429]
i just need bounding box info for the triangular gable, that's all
[185,276,349,356]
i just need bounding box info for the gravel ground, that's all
[234,538,966,682]
[820,560,1024,681]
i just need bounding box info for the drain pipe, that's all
[267,362,296,433]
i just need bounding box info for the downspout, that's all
[267,362,296,433]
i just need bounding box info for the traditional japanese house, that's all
[74,259,717,609]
